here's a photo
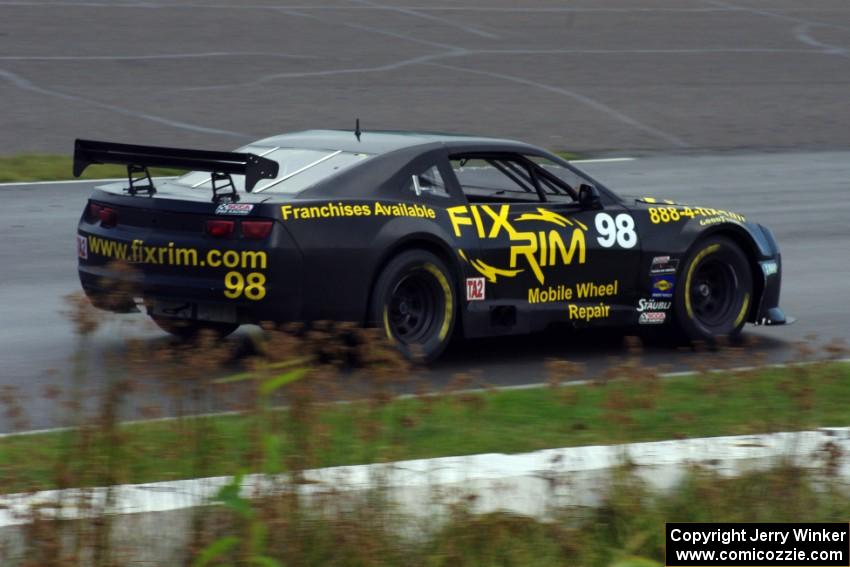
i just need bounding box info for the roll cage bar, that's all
[448,152,580,203]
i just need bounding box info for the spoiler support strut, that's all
[126,164,156,196]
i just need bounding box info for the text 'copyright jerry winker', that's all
[666,523,849,566]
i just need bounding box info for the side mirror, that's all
[578,184,602,210]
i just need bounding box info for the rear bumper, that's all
[78,264,298,324]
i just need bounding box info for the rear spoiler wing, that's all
[73,139,279,200]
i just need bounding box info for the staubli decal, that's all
[448,205,587,285]
[637,298,671,312]
[281,202,436,220]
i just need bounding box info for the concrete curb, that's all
[2,427,848,527]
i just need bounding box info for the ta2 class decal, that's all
[650,255,678,275]
[215,203,254,215]
[449,205,586,285]
[77,234,88,260]
[594,212,637,248]
[651,275,675,298]
[466,277,485,301]
[73,131,790,363]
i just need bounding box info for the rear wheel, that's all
[674,236,752,344]
[151,316,238,340]
[369,250,456,363]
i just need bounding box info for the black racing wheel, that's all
[674,236,752,344]
[151,316,238,340]
[369,250,456,363]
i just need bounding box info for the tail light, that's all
[206,220,235,238]
[88,202,103,220]
[89,202,117,227]
[99,207,118,227]
[242,220,273,240]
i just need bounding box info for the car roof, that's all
[251,129,539,155]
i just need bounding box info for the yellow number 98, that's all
[224,271,266,300]
[224,271,244,299]
[245,273,266,300]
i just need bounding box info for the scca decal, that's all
[449,205,586,285]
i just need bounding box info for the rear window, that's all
[175,146,372,194]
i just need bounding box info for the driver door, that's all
[445,153,640,333]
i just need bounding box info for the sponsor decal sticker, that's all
[449,204,587,285]
[637,298,671,312]
[637,297,669,325]
[651,275,675,298]
[280,202,436,220]
[466,277,485,301]
[650,255,678,275]
[568,302,610,323]
[639,311,666,325]
[528,279,619,304]
[216,203,254,215]
[77,234,88,259]
[84,234,269,301]
[647,205,746,224]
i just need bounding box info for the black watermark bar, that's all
[666,523,849,567]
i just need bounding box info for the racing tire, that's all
[674,236,752,345]
[369,250,456,363]
[151,316,239,340]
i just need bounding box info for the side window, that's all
[524,155,587,202]
[449,156,542,203]
[406,165,450,198]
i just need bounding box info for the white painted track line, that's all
[571,157,636,164]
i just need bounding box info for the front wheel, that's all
[151,316,238,340]
[369,250,456,363]
[674,236,752,344]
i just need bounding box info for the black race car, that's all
[75,130,789,361]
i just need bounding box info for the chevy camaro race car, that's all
[75,130,789,361]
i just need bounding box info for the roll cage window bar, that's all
[449,152,579,203]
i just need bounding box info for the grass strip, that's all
[0,362,846,493]
[0,154,185,183]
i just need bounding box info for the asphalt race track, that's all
[2,0,850,155]
[2,0,850,431]
[1,151,848,431]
